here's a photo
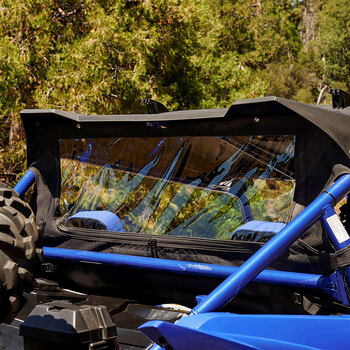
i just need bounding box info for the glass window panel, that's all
[59,135,295,242]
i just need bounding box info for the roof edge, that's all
[20,108,228,122]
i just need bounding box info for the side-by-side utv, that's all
[1,92,350,349]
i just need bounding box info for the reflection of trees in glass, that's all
[60,158,295,241]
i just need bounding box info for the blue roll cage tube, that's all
[14,169,35,199]
[43,246,340,300]
[191,174,350,315]
[14,172,350,303]
[322,204,350,297]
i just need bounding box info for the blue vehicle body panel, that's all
[140,313,350,350]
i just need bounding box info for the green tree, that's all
[35,1,201,113]
[317,0,350,88]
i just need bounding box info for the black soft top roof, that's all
[21,107,228,122]
[21,96,350,156]
[230,96,350,156]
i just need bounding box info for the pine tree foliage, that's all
[317,0,350,87]
[0,0,349,185]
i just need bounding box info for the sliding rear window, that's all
[59,135,295,242]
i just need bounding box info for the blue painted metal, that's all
[328,270,349,305]
[14,169,35,198]
[321,205,350,304]
[42,247,339,298]
[140,312,350,350]
[66,210,125,232]
[195,295,206,304]
[322,205,350,249]
[191,174,350,315]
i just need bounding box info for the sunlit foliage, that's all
[0,0,348,184]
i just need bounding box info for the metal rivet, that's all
[76,123,81,129]
[254,117,259,123]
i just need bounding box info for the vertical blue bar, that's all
[322,204,350,304]
[322,205,350,250]
[14,169,35,198]
[191,174,350,315]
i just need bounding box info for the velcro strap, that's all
[329,245,350,270]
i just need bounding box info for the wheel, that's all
[0,182,40,321]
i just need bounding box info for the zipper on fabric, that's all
[57,222,262,254]
[147,238,158,258]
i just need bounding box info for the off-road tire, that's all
[0,182,40,321]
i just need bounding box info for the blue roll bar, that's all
[42,246,338,296]
[322,204,350,303]
[191,174,350,315]
[14,169,35,198]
